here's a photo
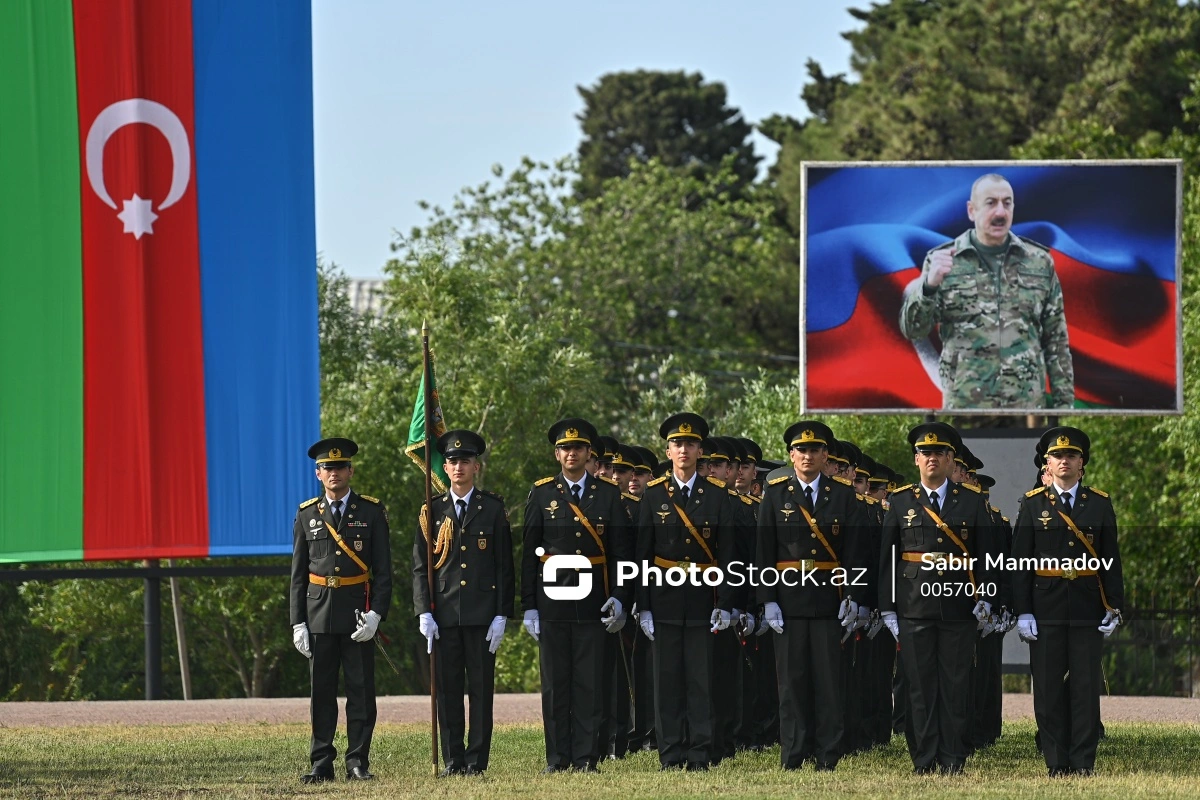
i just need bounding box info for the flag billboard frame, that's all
[799,159,1183,416]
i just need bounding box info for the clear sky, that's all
[311,1,863,278]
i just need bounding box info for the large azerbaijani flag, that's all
[802,162,1179,412]
[0,0,319,562]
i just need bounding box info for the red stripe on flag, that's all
[806,257,1177,410]
[74,0,209,558]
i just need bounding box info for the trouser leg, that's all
[653,621,686,765]
[1066,626,1103,771]
[462,624,497,770]
[935,620,974,767]
[683,623,715,765]
[539,620,573,767]
[1030,625,1070,770]
[569,622,606,768]
[435,626,467,768]
[898,618,938,769]
[309,634,341,772]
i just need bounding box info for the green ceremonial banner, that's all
[405,357,448,493]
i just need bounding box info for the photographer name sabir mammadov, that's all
[613,559,870,588]
[915,552,1116,572]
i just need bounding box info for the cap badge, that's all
[800,429,815,442]
[454,440,462,448]
[679,422,693,434]
[565,427,579,439]
[923,433,937,444]
[329,447,342,458]
[1056,435,1070,447]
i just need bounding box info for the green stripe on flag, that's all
[0,0,85,562]
[405,357,448,493]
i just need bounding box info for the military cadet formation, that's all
[288,417,1123,781]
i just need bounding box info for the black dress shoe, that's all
[438,765,465,778]
[464,766,485,776]
[685,761,709,772]
[540,764,566,774]
[346,766,374,781]
[815,762,836,772]
[300,769,335,784]
[659,761,683,771]
[913,764,936,775]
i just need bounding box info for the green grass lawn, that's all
[2,720,1199,798]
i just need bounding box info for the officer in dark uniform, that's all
[290,438,393,783]
[749,459,781,750]
[601,444,642,759]
[972,471,1010,748]
[757,421,869,771]
[635,412,739,771]
[522,418,634,773]
[1013,427,1123,777]
[412,430,515,777]
[878,422,998,775]
[626,445,658,751]
[864,460,898,747]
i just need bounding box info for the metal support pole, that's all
[144,559,163,700]
[167,559,193,700]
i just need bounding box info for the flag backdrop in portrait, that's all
[0,0,319,562]
[802,162,1179,412]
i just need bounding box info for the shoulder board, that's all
[534,476,555,486]
[622,492,641,503]
[891,484,912,493]
[833,476,852,486]
[990,505,1000,514]
[299,497,319,510]
[1026,486,1046,498]
[961,482,981,493]
[706,476,726,488]
[1017,234,1051,253]
[750,495,762,504]
[855,492,865,501]
[1002,516,1010,523]
[478,488,505,503]
[647,476,668,487]
[598,475,620,486]
[739,495,753,505]
[359,494,381,504]
[864,496,878,505]
[1087,487,1109,498]
[768,475,790,485]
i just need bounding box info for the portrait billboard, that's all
[800,160,1181,414]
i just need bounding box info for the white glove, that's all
[1098,610,1121,638]
[999,608,1015,633]
[730,608,742,626]
[600,597,626,633]
[523,609,540,641]
[755,612,771,636]
[838,598,859,629]
[1017,613,1038,642]
[292,622,311,658]
[881,611,899,641]
[418,612,439,654]
[710,608,731,633]
[972,600,993,623]
[740,611,755,636]
[854,605,871,630]
[764,601,784,634]
[351,609,381,642]
[639,609,655,641]
[485,615,507,654]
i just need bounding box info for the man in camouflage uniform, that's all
[899,173,1074,409]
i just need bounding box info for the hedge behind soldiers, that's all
[635,413,738,771]
[290,438,393,783]
[899,173,1074,410]
[878,422,998,774]
[522,419,633,773]
[412,430,515,777]
[757,421,868,771]
[1012,427,1124,776]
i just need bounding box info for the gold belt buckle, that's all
[1062,567,1077,580]
[801,558,814,571]
[327,575,341,588]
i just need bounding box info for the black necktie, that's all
[571,483,582,505]
[679,483,690,502]
[331,500,343,528]
[929,492,940,515]
[456,499,467,525]
[802,485,814,512]
[1061,491,1072,516]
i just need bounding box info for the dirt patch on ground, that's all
[1,693,1197,728]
